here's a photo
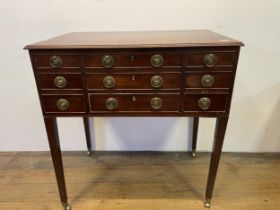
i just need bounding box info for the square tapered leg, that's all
[191,117,199,157]
[205,116,229,208]
[44,117,70,210]
[83,117,93,156]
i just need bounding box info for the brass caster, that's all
[86,151,92,156]
[204,200,211,208]
[64,204,71,210]
[191,151,196,158]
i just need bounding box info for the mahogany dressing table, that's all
[25,30,243,209]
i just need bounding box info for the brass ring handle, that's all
[203,53,217,68]
[105,97,118,110]
[198,97,211,110]
[150,75,163,88]
[54,76,67,88]
[201,74,215,87]
[151,54,164,67]
[49,55,63,68]
[56,98,69,111]
[150,97,163,110]
[101,55,114,68]
[103,76,116,89]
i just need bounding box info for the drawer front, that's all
[186,51,235,68]
[38,73,82,90]
[33,54,80,69]
[83,52,182,68]
[86,73,180,90]
[89,93,180,112]
[184,93,229,112]
[185,72,233,89]
[42,95,86,113]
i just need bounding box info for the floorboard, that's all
[0,152,279,210]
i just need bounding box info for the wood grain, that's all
[0,152,279,210]
[24,30,244,49]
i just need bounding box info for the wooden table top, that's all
[24,30,244,49]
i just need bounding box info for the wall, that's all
[0,0,279,152]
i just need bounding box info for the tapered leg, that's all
[44,117,71,210]
[204,116,229,208]
[83,117,93,156]
[191,117,199,157]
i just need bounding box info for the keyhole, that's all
[130,55,135,61]
[131,75,135,80]
[132,96,136,101]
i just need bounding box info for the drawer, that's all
[83,52,182,68]
[186,51,235,68]
[33,53,80,69]
[41,95,86,113]
[38,73,82,90]
[185,72,234,89]
[89,93,180,112]
[86,73,180,90]
[184,93,229,112]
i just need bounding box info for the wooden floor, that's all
[0,152,279,210]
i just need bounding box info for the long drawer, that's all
[86,73,181,90]
[83,52,182,68]
[88,93,180,112]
